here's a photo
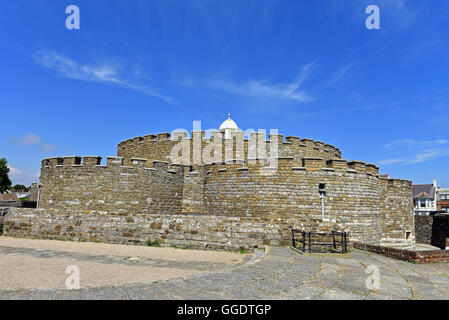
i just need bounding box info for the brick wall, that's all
[354,242,449,263]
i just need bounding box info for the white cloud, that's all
[7,166,39,186]
[9,133,57,153]
[19,133,42,145]
[41,144,56,152]
[185,62,316,103]
[321,64,353,88]
[32,50,176,104]
[380,139,449,165]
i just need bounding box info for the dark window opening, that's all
[319,184,326,197]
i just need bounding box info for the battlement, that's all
[117,130,343,167]
[200,156,383,179]
[41,156,185,176]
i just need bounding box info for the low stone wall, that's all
[0,200,20,208]
[0,208,8,234]
[2,208,297,250]
[353,242,449,263]
[415,215,433,245]
[431,215,449,249]
[415,214,449,249]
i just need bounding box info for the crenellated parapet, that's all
[197,156,381,179]
[41,156,186,174]
[39,156,186,215]
[117,131,343,168]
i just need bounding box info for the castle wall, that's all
[117,132,342,167]
[2,208,291,249]
[379,177,415,246]
[4,128,415,250]
[39,156,184,215]
[415,215,433,245]
[201,158,383,244]
[29,153,414,248]
[30,183,38,202]
[182,171,204,214]
[415,214,449,249]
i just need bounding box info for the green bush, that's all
[146,239,160,247]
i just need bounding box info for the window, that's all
[441,194,449,200]
[319,184,326,198]
[420,200,426,208]
[442,207,449,213]
[318,184,327,222]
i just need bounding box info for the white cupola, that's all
[219,114,239,139]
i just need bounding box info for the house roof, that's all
[0,193,19,201]
[412,184,436,199]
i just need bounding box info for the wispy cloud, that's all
[183,62,317,103]
[380,139,449,165]
[7,165,39,186]
[32,50,176,104]
[321,63,353,88]
[9,133,56,153]
[376,0,420,29]
[384,139,448,149]
[19,133,42,145]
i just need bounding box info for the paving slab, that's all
[1,239,449,300]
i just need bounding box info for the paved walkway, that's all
[1,239,449,300]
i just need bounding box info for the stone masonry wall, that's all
[0,208,7,234]
[9,129,414,250]
[201,157,383,244]
[30,153,414,247]
[117,131,342,167]
[430,215,449,249]
[379,177,415,246]
[415,215,449,249]
[2,208,291,249]
[415,215,433,245]
[39,156,184,215]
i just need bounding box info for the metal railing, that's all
[292,229,348,253]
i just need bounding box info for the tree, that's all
[12,184,27,191]
[0,158,12,193]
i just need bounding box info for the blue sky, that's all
[1,0,449,186]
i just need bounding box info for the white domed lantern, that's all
[219,114,239,139]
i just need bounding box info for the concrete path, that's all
[1,238,449,300]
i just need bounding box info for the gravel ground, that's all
[0,237,247,291]
[0,237,245,263]
[0,254,206,290]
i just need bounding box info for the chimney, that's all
[433,179,438,188]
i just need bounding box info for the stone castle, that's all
[2,116,415,249]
